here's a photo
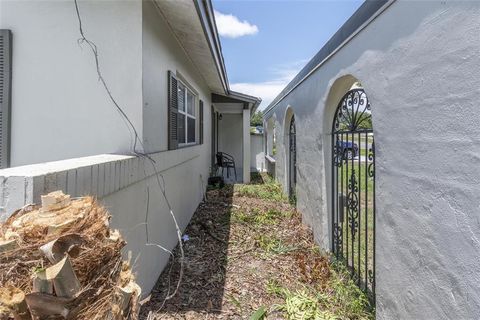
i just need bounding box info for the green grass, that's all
[231,207,293,226]
[234,173,288,202]
[230,172,374,319]
[256,234,297,256]
[266,262,373,319]
[335,150,375,294]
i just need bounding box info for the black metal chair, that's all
[216,152,237,180]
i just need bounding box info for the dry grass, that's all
[141,173,373,319]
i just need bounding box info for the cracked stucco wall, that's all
[0,0,143,166]
[264,1,480,319]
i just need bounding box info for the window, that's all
[177,81,196,145]
[168,71,202,150]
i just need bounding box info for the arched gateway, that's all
[331,88,375,301]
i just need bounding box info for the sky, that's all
[212,0,364,110]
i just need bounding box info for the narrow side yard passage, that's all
[141,174,373,319]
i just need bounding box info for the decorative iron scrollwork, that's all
[347,171,359,241]
[333,89,371,133]
[368,142,375,178]
[333,222,343,254]
[333,145,344,167]
[331,87,375,304]
[368,270,374,285]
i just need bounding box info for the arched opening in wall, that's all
[288,115,297,204]
[331,85,375,303]
[265,116,277,177]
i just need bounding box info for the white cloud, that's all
[231,60,308,110]
[214,10,258,39]
[231,81,288,111]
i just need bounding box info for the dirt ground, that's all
[140,174,372,320]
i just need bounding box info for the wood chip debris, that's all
[0,191,141,320]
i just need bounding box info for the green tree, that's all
[357,114,372,130]
[250,110,263,127]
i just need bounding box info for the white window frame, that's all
[178,80,197,147]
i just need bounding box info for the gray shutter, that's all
[0,30,12,168]
[199,100,204,145]
[168,71,178,150]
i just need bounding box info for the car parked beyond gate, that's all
[336,140,359,160]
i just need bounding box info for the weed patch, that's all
[265,259,373,319]
[256,235,298,255]
[143,171,373,319]
[231,207,293,226]
[234,173,288,202]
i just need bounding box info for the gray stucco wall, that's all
[0,0,143,166]
[142,0,212,153]
[264,1,480,319]
[218,113,243,175]
[250,133,265,172]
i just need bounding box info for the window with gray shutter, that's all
[168,71,179,150]
[0,30,12,168]
[199,100,204,144]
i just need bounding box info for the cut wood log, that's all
[6,192,82,236]
[45,256,81,298]
[118,281,141,314]
[0,286,32,320]
[32,269,53,294]
[41,191,71,212]
[47,218,81,236]
[39,234,85,264]
[25,293,71,319]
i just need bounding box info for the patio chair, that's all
[216,152,237,181]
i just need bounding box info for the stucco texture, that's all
[264,2,480,319]
[0,0,143,166]
[142,0,212,153]
[218,113,243,177]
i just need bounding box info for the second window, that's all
[177,82,196,145]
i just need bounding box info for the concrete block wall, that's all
[0,154,136,219]
[0,148,208,294]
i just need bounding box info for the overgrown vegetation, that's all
[240,173,373,319]
[265,262,372,320]
[234,172,287,202]
[142,172,374,319]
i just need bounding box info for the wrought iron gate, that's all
[289,116,297,202]
[331,88,375,301]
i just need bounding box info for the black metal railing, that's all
[289,116,297,203]
[331,88,375,303]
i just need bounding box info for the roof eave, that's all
[194,0,229,94]
[263,0,395,118]
[212,91,261,115]
[230,91,261,114]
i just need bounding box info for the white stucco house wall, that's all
[263,0,480,319]
[250,132,265,172]
[0,0,259,294]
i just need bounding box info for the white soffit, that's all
[154,0,225,93]
[214,103,244,114]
